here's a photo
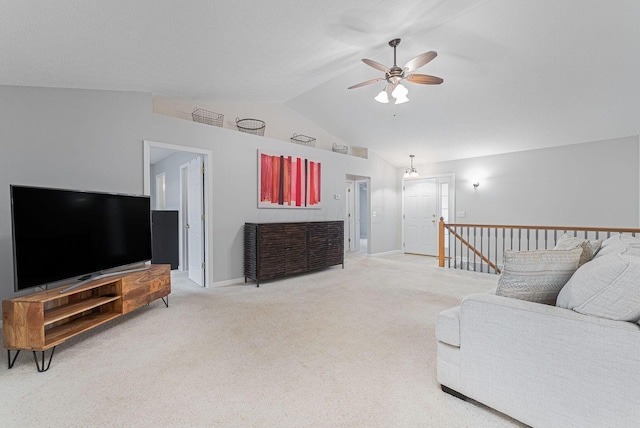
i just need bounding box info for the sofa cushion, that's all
[595,233,640,259]
[496,248,582,304]
[553,234,601,265]
[436,305,461,347]
[556,253,640,322]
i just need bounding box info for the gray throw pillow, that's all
[496,248,582,305]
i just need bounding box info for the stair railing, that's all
[438,218,640,274]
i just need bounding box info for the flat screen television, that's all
[10,185,152,292]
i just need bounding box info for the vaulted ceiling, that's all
[1,0,638,167]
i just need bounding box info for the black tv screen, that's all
[11,185,152,291]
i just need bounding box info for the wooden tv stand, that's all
[2,264,170,372]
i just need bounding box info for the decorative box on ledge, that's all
[291,133,316,147]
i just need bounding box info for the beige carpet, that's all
[0,253,525,427]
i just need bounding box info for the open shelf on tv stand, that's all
[2,264,171,372]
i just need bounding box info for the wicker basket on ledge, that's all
[192,108,224,127]
[236,118,266,136]
[291,134,316,147]
[332,143,349,154]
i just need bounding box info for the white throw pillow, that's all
[556,253,640,322]
[596,233,640,258]
[496,248,583,305]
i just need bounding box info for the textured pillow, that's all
[496,248,582,304]
[556,253,640,322]
[553,234,602,265]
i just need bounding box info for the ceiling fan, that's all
[348,38,443,104]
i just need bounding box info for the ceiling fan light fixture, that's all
[391,83,409,104]
[374,87,389,103]
[394,94,409,104]
[391,83,408,98]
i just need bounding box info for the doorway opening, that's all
[143,140,212,288]
[345,174,371,254]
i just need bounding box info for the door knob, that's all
[186,224,190,229]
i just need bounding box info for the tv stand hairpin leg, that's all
[7,349,20,369]
[33,348,56,372]
[7,347,56,372]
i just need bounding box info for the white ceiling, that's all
[2,0,639,167]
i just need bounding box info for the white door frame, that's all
[143,140,213,288]
[345,181,356,252]
[179,163,189,272]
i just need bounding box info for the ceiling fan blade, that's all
[362,58,390,72]
[348,77,385,90]
[405,73,444,85]
[403,51,437,73]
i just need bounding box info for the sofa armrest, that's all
[458,293,640,428]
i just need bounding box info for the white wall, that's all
[415,136,639,227]
[147,114,401,285]
[0,86,151,300]
[0,85,401,299]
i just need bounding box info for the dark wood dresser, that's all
[244,221,344,286]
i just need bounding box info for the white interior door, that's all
[403,178,438,255]
[187,156,204,286]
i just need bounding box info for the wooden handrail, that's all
[437,218,640,272]
[442,223,640,233]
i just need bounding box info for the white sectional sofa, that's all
[436,234,640,427]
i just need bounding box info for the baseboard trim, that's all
[212,277,246,288]
[369,250,403,257]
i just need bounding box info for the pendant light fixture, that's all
[403,155,419,178]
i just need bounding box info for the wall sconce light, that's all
[473,182,480,189]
